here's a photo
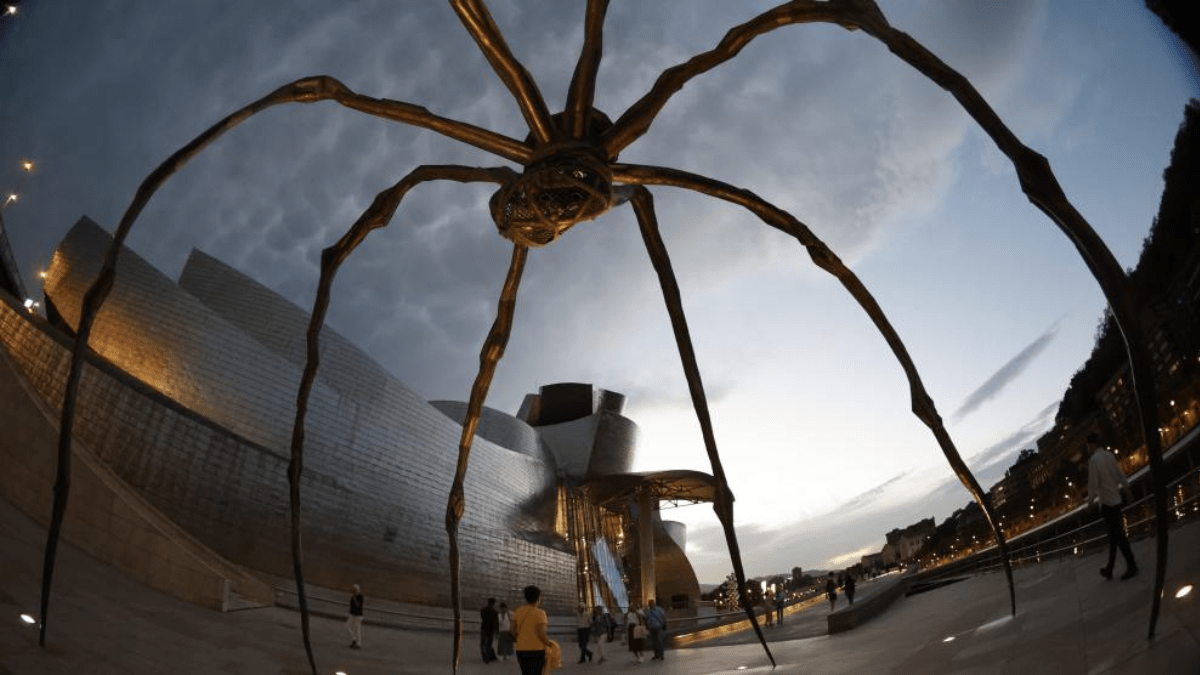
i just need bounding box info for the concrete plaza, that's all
[1,494,1197,675]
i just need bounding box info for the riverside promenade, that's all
[1,493,1197,674]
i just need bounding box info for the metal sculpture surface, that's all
[37,1,1171,673]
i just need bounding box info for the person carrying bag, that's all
[512,586,553,675]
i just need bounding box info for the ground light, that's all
[19,614,35,624]
[1177,584,1193,599]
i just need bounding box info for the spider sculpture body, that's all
[37,1,1172,673]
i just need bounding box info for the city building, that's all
[884,517,936,564]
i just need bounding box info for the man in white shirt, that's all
[1086,433,1139,580]
[575,604,594,663]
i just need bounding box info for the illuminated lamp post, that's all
[1,159,34,211]
[1,159,37,308]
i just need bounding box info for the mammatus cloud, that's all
[951,321,1059,422]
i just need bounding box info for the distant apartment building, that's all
[885,517,936,563]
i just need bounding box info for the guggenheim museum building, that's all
[0,216,716,617]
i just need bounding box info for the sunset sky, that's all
[1,1,1196,582]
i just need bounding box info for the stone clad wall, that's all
[11,218,578,611]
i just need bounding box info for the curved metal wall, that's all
[429,400,547,462]
[653,519,700,614]
[535,382,597,425]
[586,410,638,478]
[661,520,688,552]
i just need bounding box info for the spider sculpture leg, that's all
[630,187,775,666]
[41,80,528,648]
[601,0,1169,637]
[289,165,518,675]
[617,163,1018,617]
[563,0,609,139]
[445,243,528,673]
[845,3,1170,635]
[450,0,556,144]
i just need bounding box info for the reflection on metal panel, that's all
[591,536,628,611]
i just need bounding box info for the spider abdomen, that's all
[490,149,614,247]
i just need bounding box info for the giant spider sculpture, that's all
[37,1,1172,673]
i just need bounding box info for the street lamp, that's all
[1,158,34,212]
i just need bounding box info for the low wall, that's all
[827,573,913,634]
[669,595,825,647]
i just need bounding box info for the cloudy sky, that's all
[1,1,1196,583]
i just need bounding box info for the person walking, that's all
[346,584,364,649]
[496,601,514,661]
[825,573,838,612]
[480,597,499,663]
[844,572,856,605]
[645,598,667,661]
[1087,433,1139,580]
[590,606,609,664]
[575,604,593,663]
[625,602,646,663]
[512,586,553,675]
[774,588,785,624]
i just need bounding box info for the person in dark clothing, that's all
[346,584,364,649]
[645,598,667,661]
[844,572,856,604]
[480,597,500,663]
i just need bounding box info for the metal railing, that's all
[916,435,1200,585]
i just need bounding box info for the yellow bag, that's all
[544,639,562,673]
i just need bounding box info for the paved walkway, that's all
[1,494,1197,674]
